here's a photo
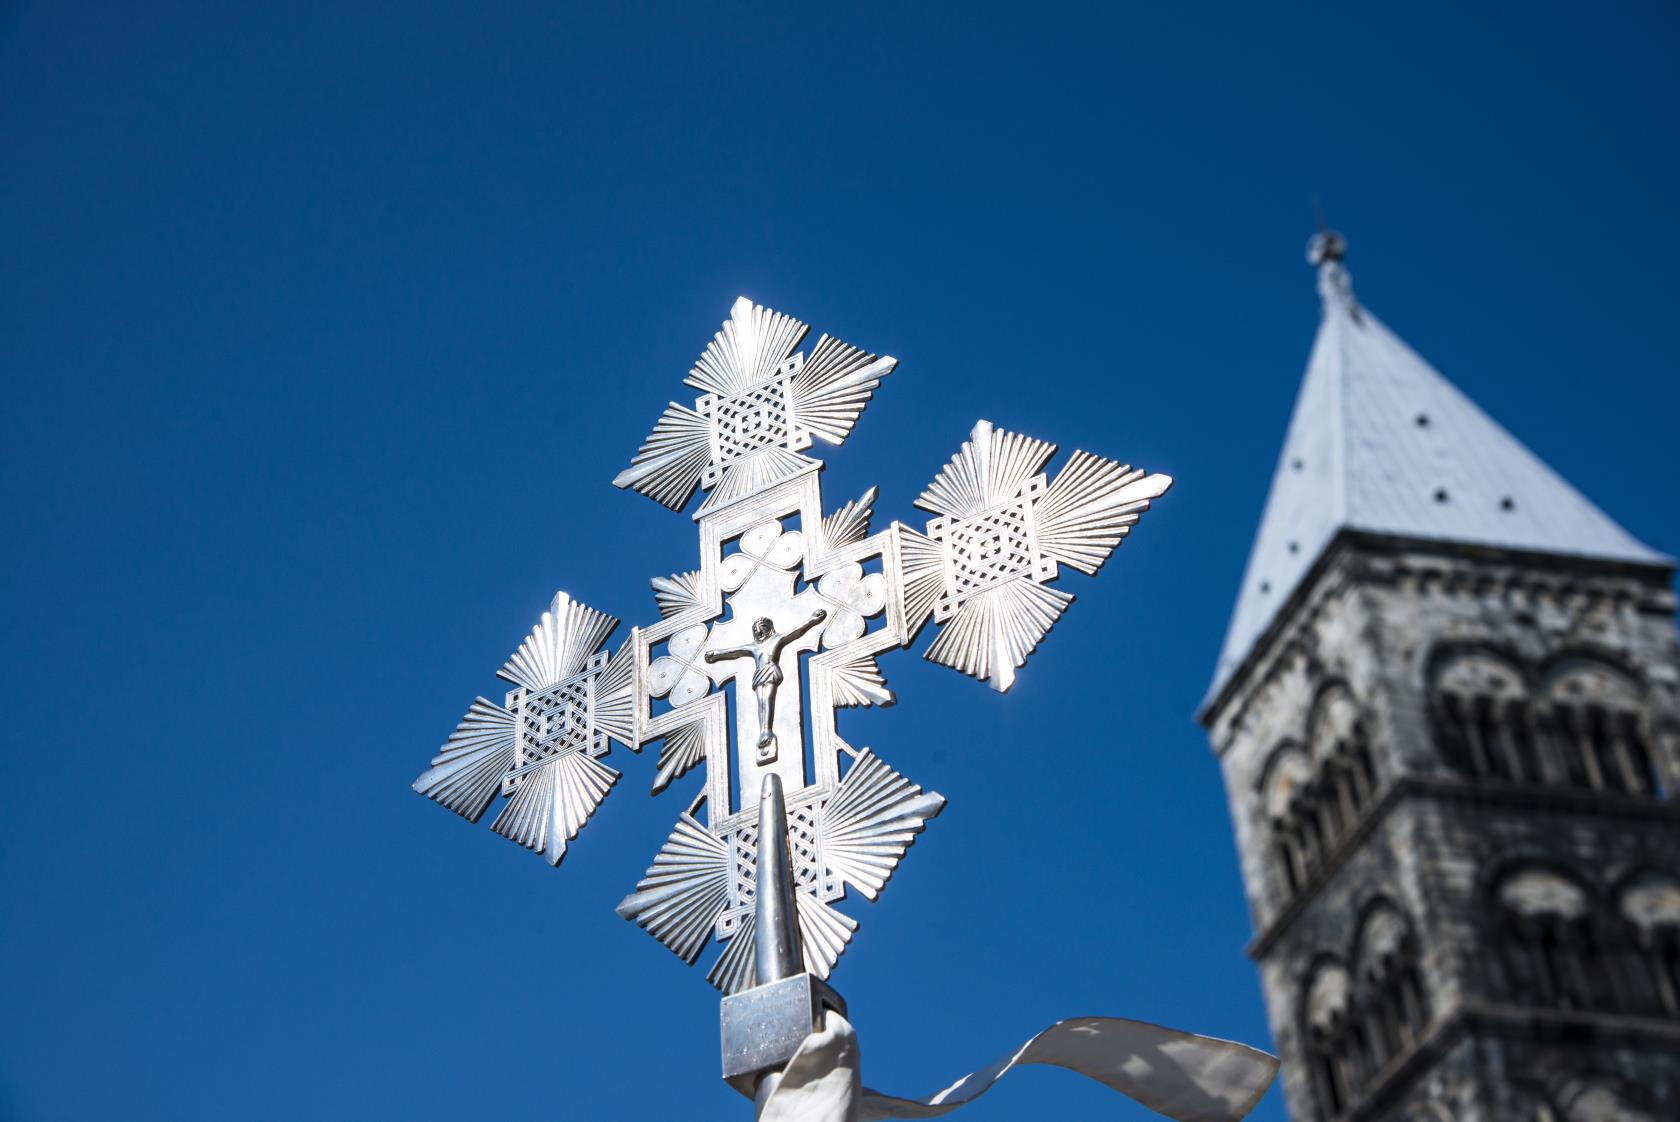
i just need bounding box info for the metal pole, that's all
[752,772,804,1116]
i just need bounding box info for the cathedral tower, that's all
[1199,232,1680,1122]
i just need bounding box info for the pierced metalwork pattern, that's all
[414,592,635,867]
[928,476,1055,621]
[614,297,896,517]
[713,796,844,943]
[699,358,811,487]
[417,297,1172,988]
[510,649,610,773]
[910,419,1174,690]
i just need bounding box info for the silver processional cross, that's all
[413,296,1172,1103]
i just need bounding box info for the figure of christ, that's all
[705,610,827,764]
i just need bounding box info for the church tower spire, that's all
[1200,233,1680,1122]
[1206,232,1666,713]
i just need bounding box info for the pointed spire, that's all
[1203,231,1669,713]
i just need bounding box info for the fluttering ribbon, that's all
[762,1012,1277,1122]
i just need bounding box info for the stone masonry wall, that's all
[1204,533,1680,1122]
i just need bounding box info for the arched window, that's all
[1310,685,1378,832]
[1494,867,1606,1010]
[1432,650,1536,782]
[1300,904,1431,1120]
[1259,688,1382,906]
[1544,662,1661,798]
[1431,650,1665,802]
[1618,873,1680,1018]
[1261,745,1316,894]
[1354,903,1430,1072]
[1303,960,1358,1121]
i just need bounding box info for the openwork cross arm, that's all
[414,295,1172,994]
[414,592,635,866]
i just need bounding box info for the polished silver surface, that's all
[417,295,1172,1009]
[753,773,805,986]
[719,973,847,1101]
[707,611,826,763]
[908,419,1173,691]
[732,772,842,1114]
[412,592,635,866]
[613,296,896,516]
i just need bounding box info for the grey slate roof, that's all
[1204,239,1670,710]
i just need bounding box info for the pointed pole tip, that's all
[754,772,804,986]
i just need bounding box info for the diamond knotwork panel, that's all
[699,359,811,486]
[715,792,835,939]
[523,691,585,757]
[511,657,606,769]
[929,478,1053,621]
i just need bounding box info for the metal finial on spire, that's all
[1306,228,1346,266]
[1307,229,1357,316]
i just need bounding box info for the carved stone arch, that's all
[1541,653,1660,798]
[1350,897,1430,1074]
[1612,868,1680,1017]
[1352,896,1415,983]
[1301,955,1354,1038]
[1307,680,1364,762]
[1299,954,1359,1122]
[1257,741,1316,895]
[1616,869,1680,930]
[1487,860,1608,1011]
[1541,646,1649,698]
[1544,656,1645,713]
[1490,860,1595,921]
[1427,644,1536,782]
[1425,641,1532,705]
[1258,740,1313,822]
[1308,680,1379,828]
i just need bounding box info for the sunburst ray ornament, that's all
[409,297,1245,1119]
[413,591,637,866]
[909,419,1173,690]
[613,297,896,516]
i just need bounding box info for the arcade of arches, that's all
[1261,685,1380,897]
[1431,652,1666,799]
[1493,865,1680,1021]
[1301,903,1431,1120]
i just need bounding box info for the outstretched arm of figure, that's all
[704,645,752,664]
[774,609,827,653]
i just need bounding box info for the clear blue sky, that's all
[3,4,1676,1121]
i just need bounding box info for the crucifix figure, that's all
[706,609,826,763]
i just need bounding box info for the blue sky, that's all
[2,3,1677,1120]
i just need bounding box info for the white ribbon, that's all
[762,1012,1277,1122]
